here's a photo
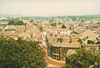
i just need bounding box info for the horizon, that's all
[1,14,100,17]
[0,0,100,16]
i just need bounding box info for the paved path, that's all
[40,44,65,68]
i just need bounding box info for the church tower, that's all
[18,14,21,21]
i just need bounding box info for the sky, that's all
[0,0,100,16]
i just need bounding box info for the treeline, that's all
[63,48,100,68]
[0,37,47,68]
[8,20,26,25]
[50,23,66,28]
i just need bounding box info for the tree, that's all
[30,19,33,23]
[8,20,25,25]
[81,19,84,22]
[0,37,47,68]
[87,40,94,44]
[58,22,62,25]
[69,27,72,30]
[39,26,43,32]
[8,20,15,25]
[62,24,66,28]
[63,48,100,68]
[50,23,56,26]
[0,29,2,31]
[96,41,100,44]
[49,20,53,23]
[78,39,83,44]
[15,20,25,25]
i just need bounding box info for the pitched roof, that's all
[51,42,80,48]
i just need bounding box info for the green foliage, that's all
[50,23,56,26]
[62,24,66,28]
[14,21,25,25]
[81,19,84,22]
[63,48,100,68]
[0,29,2,31]
[0,37,47,68]
[39,26,43,32]
[49,20,53,23]
[68,16,77,21]
[87,40,94,44]
[69,27,72,30]
[8,20,25,25]
[58,22,62,25]
[35,23,37,26]
[96,41,100,44]
[8,20,16,25]
[78,39,83,44]
[30,19,33,23]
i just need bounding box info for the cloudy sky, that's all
[0,0,100,16]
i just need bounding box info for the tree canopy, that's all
[78,39,83,44]
[62,24,66,28]
[50,23,56,26]
[15,20,25,25]
[87,40,94,44]
[58,22,62,25]
[8,20,25,25]
[8,20,16,25]
[49,20,53,23]
[96,41,100,44]
[63,48,100,68]
[30,19,33,23]
[0,37,47,68]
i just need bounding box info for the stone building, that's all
[46,34,80,60]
